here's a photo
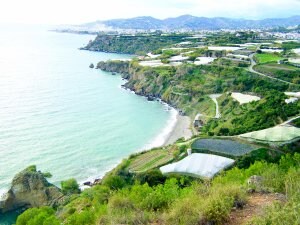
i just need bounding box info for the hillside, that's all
[71,15,300,31]
[96,60,299,135]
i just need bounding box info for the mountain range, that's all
[70,15,300,31]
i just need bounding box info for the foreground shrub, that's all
[16,207,60,225]
[102,175,126,190]
[247,200,300,225]
[61,178,80,195]
[166,196,204,225]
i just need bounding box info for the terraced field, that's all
[191,138,257,156]
[128,149,174,172]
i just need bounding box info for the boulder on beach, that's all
[0,166,65,213]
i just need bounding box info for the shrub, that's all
[247,200,300,225]
[42,172,52,178]
[203,195,234,224]
[166,196,204,225]
[16,207,60,225]
[61,178,80,195]
[25,165,37,172]
[102,175,126,190]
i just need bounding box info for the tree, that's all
[102,175,126,190]
[61,178,80,195]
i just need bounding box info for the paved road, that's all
[248,54,294,85]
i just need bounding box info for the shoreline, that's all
[82,78,193,187]
[120,81,193,147]
[163,114,193,146]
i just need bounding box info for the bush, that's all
[25,165,37,172]
[61,178,80,195]
[203,195,234,224]
[42,172,52,178]
[16,207,60,225]
[102,175,126,190]
[166,196,204,225]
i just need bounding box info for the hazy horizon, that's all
[0,0,299,25]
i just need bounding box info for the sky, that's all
[0,0,299,25]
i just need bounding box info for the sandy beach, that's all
[164,114,193,145]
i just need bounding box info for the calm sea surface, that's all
[0,25,174,224]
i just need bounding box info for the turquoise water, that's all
[0,25,174,224]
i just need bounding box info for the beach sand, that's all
[164,114,193,145]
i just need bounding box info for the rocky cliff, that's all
[97,60,130,78]
[96,60,199,116]
[0,166,64,213]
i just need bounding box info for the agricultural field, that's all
[239,124,300,143]
[191,138,257,156]
[128,148,174,172]
[254,63,300,84]
[255,53,283,64]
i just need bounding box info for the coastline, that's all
[81,109,193,187]
[164,114,193,146]
[119,79,193,148]
[81,77,194,187]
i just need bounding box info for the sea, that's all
[0,24,176,224]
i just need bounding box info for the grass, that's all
[255,53,283,64]
[128,149,174,172]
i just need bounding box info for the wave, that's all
[141,104,178,150]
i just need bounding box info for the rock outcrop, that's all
[96,60,130,77]
[0,166,64,213]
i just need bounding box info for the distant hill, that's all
[72,15,300,31]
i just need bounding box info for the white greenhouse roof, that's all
[160,153,234,179]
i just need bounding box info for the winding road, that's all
[248,53,294,85]
[209,94,222,119]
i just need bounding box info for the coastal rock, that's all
[247,175,263,186]
[83,181,92,186]
[0,166,65,213]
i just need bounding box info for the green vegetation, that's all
[203,91,300,136]
[25,165,37,172]
[128,148,174,172]
[236,148,283,169]
[42,172,53,178]
[16,207,60,225]
[281,41,300,51]
[61,178,80,195]
[16,152,300,225]
[83,34,189,55]
[292,117,300,128]
[254,53,283,64]
[254,63,300,84]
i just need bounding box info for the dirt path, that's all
[209,94,222,118]
[226,193,286,225]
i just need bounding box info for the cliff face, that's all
[0,166,64,213]
[97,60,130,78]
[96,60,195,115]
